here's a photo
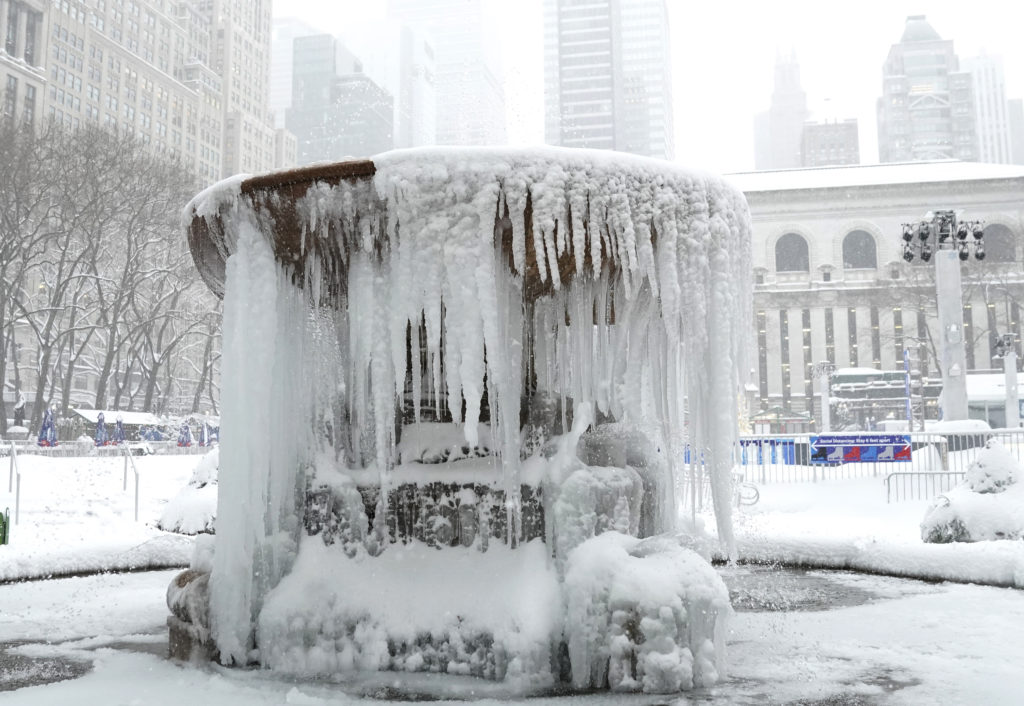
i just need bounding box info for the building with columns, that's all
[729,160,1024,425]
[1,0,47,127]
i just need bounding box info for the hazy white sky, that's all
[273,0,1024,174]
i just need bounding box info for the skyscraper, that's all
[961,54,1012,164]
[801,120,860,168]
[8,0,289,184]
[1009,99,1024,165]
[543,0,673,160]
[286,35,393,165]
[205,0,279,178]
[388,0,504,146]
[753,52,809,170]
[270,17,321,129]
[337,22,437,149]
[877,15,976,163]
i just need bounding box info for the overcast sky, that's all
[273,0,1024,174]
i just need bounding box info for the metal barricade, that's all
[735,428,1024,488]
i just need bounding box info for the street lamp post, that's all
[994,333,1020,429]
[900,210,985,422]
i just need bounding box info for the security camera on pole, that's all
[900,210,985,421]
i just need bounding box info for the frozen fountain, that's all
[169,146,752,694]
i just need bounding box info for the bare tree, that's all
[3,121,221,430]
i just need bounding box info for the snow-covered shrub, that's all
[158,447,219,534]
[966,439,1017,493]
[921,440,1024,543]
[563,532,730,693]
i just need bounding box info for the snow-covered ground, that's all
[2,451,1024,703]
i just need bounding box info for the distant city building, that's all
[962,54,1013,164]
[3,0,289,184]
[754,52,809,170]
[206,0,279,178]
[877,15,977,163]
[270,17,321,130]
[286,35,393,165]
[338,21,436,149]
[542,0,673,160]
[1,0,46,129]
[1010,99,1024,165]
[274,126,297,170]
[389,0,504,146]
[730,161,1024,423]
[801,120,860,167]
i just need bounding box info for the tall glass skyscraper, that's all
[877,15,977,163]
[543,0,674,160]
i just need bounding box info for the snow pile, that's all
[256,537,560,687]
[921,440,1024,543]
[398,422,492,464]
[563,532,730,693]
[157,447,220,535]
[191,147,751,675]
[966,439,1017,493]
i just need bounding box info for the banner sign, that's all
[810,433,911,465]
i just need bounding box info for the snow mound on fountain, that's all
[922,440,1024,542]
[256,537,561,686]
[157,447,219,535]
[563,531,730,693]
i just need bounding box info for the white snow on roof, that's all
[725,160,1024,193]
[834,367,885,376]
[966,373,1023,403]
[925,418,992,433]
[72,409,162,425]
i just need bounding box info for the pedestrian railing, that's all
[885,471,965,503]
[122,444,141,522]
[735,429,1023,485]
[679,470,759,516]
[0,439,211,457]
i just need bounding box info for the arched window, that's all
[983,224,1017,263]
[842,230,877,269]
[775,233,809,272]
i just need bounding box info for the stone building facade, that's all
[729,161,1024,422]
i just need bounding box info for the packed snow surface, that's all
[194,146,753,667]
[4,455,1024,702]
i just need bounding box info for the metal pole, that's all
[1006,350,1020,429]
[819,371,831,433]
[934,249,969,420]
[903,349,913,428]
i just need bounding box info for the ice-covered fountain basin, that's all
[181,146,753,690]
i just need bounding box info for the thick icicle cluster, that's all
[187,146,752,668]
